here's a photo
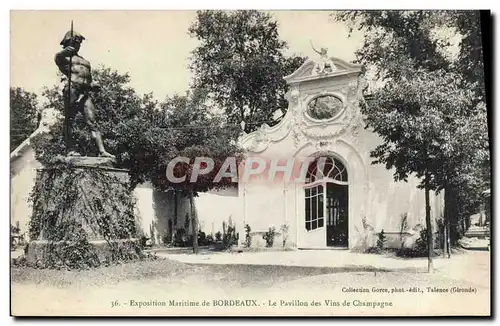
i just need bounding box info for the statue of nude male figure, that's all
[54,30,115,158]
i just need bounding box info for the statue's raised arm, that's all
[309,40,336,75]
[310,40,322,56]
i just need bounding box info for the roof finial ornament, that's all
[310,40,337,75]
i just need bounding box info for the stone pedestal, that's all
[26,156,141,268]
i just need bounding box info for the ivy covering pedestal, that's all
[26,157,143,269]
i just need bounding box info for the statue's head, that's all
[60,31,85,52]
[320,47,328,56]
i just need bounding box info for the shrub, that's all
[354,216,374,252]
[149,224,156,245]
[280,223,290,248]
[395,247,426,258]
[11,222,22,250]
[173,228,192,247]
[162,232,172,246]
[244,224,252,248]
[365,246,381,254]
[376,229,387,252]
[215,231,222,241]
[198,230,208,246]
[396,228,436,258]
[11,222,21,235]
[263,227,276,248]
[399,213,409,248]
[139,235,148,248]
[223,226,238,249]
[414,228,428,254]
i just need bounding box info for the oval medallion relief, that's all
[306,95,344,120]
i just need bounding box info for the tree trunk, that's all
[443,184,451,258]
[446,220,451,257]
[442,222,447,258]
[448,186,459,247]
[174,191,178,228]
[189,190,199,254]
[443,187,448,258]
[446,187,452,257]
[425,174,434,273]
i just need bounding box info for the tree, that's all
[150,89,243,253]
[335,11,489,270]
[188,10,305,133]
[366,63,485,270]
[10,87,39,151]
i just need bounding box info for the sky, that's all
[10,10,364,102]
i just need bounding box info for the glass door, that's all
[304,184,324,232]
[326,183,348,247]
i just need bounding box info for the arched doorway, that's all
[304,156,349,247]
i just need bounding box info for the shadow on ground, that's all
[11,255,426,290]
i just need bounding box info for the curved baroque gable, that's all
[239,56,367,155]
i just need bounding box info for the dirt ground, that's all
[11,252,490,317]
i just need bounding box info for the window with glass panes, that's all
[304,185,324,231]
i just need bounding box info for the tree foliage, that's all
[188,10,305,133]
[334,10,490,246]
[447,11,485,98]
[147,88,244,195]
[35,67,243,191]
[10,87,39,152]
[367,64,488,189]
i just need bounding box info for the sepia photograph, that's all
[9,9,492,317]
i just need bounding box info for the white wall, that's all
[195,187,240,236]
[10,146,41,240]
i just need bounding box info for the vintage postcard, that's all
[10,10,491,317]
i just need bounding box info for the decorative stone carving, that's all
[297,74,367,149]
[288,86,300,105]
[347,80,358,97]
[240,55,367,153]
[246,125,271,152]
[245,120,293,153]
